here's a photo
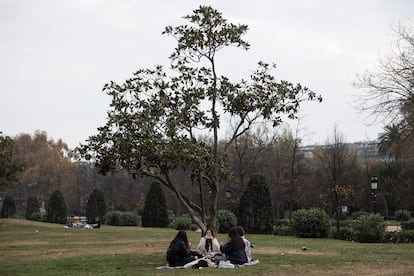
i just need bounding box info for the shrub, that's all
[351,213,385,243]
[217,209,237,233]
[395,209,411,221]
[105,211,121,226]
[238,174,274,234]
[170,215,193,230]
[119,212,139,226]
[351,211,369,220]
[29,212,42,222]
[1,195,16,218]
[328,226,353,241]
[384,230,414,243]
[273,226,291,236]
[291,208,331,238]
[105,211,139,226]
[85,189,106,224]
[25,196,40,220]
[46,190,67,224]
[401,218,414,230]
[142,181,169,228]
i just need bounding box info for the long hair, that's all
[228,227,245,250]
[204,228,215,251]
[171,230,190,249]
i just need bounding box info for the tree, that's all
[355,22,414,160]
[1,195,16,218]
[0,132,25,188]
[46,190,67,224]
[313,127,359,238]
[77,6,321,232]
[238,174,274,234]
[25,196,40,220]
[142,181,169,227]
[85,189,106,223]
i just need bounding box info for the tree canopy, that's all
[77,5,322,232]
[0,133,25,188]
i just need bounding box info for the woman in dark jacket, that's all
[166,230,197,267]
[219,227,248,265]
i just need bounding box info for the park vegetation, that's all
[0,8,413,243]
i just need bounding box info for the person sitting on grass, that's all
[217,226,248,265]
[197,228,220,257]
[236,226,252,262]
[166,230,200,267]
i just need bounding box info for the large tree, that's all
[0,133,25,188]
[77,6,321,232]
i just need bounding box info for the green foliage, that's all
[142,182,169,228]
[169,215,194,230]
[105,211,139,226]
[1,195,16,218]
[351,211,369,220]
[238,174,274,234]
[46,190,67,224]
[25,196,40,220]
[76,5,321,232]
[291,208,331,238]
[384,230,414,243]
[273,226,291,236]
[328,226,353,241]
[217,209,237,233]
[402,218,414,230]
[86,189,106,223]
[0,133,25,188]
[29,212,43,221]
[395,209,411,221]
[351,213,385,243]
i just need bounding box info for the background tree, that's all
[313,127,359,238]
[25,196,40,220]
[85,189,106,223]
[0,133,25,188]
[238,174,274,234]
[77,6,321,233]
[0,195,16,218]
[141,181,169,227]
[46,190,67,224]
[355,21,414,161]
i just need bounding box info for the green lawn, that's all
[1,218,413,275]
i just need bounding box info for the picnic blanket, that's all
[156,258,260,269]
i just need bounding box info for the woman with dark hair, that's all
[197,228,220,257]
[166,230,198,267]
[218,227,248,265]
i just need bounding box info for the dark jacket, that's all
[220,241,248,265]
[166,237,195,267]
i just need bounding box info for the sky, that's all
[1,0,413,149]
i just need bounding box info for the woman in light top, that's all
[197,228,220,257]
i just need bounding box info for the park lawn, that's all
[1,219,413,276]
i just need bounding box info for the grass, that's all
[1,219,414,275]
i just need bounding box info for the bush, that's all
[351,213,385,243]
[46,191,67,224]
[25,196,40,220]
[291,208,331,238]
[29,212,43,222]
[401,218,414,230]
[328,226,353,241]
[217,209,237,233]
[351,211,369,220]
[274,219,290,227]
[105,211,120,226]
[395,209,411,221]
[273,226,291,236]
[170,216,193,230]
[1,196,16,218]
[384,230,414,243]
[142,182,169,228]
[105,211,139,226]
[85,189,106,224]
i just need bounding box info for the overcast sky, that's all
[1,0,413,149]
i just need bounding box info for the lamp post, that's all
[370,176,378,214]
[225,189,231,211]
